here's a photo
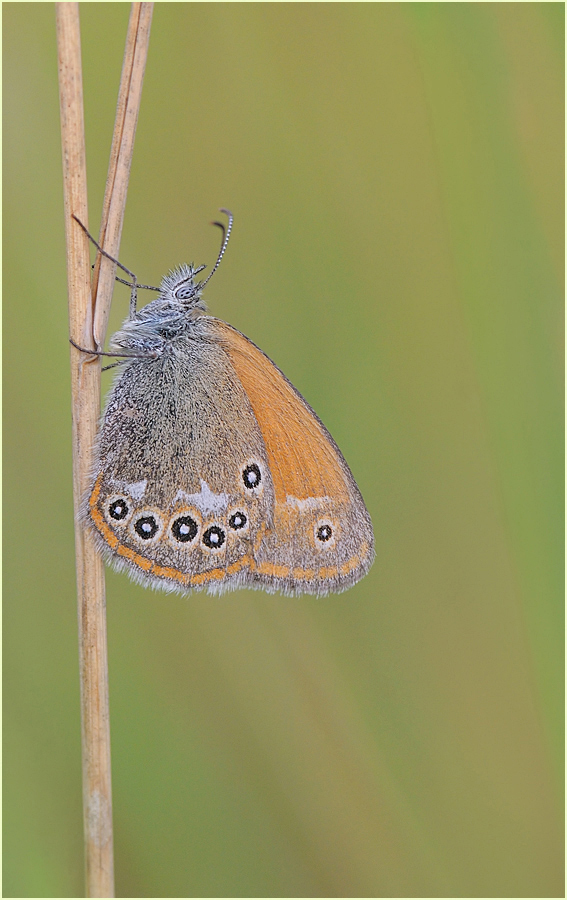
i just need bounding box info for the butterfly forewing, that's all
[214,320,374,594]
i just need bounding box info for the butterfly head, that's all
[158,208,233,311]
[159,264,208,311]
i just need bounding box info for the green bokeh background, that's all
[4,3,564,897]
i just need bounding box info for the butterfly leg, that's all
[72,215,163,319]
[72,215,138,284]
[69,337,159,361]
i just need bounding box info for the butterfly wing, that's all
[86,333,276,594]
[87,317,373,596]
[213,320,375,595]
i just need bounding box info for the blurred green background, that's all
[4,3,564,897]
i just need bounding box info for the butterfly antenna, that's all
[115,274,161,292]
[199,208,233,289]
[88,259,160,293]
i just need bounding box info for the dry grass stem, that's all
[57,3,153,896]
[93,2,154,348]
[57,4,113,896]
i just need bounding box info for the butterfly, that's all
[73,211,374,596]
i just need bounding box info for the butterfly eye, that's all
[242,463,261,490]
[175,283,194,301]
[228,511,247,530]
[108,498,129,521]
[171,514,198,544]
[132,513,161,541]
[202,525,226,550]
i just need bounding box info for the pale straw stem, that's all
[57,3,153,896]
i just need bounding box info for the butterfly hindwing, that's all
[86,331,275,593]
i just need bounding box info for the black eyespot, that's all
[242,463,261,490]
[316,524,333,542]
[203,525,226,549]
[109,499,129,521]
[134,515,159,540]
[229,511,247,530]
[171,515,198,543]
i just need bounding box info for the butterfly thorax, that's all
[109,264,209,356]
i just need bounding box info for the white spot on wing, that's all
[126,479,148,500]
[286,495,332,511]
[110,478,147,499]
[175,480,229,514]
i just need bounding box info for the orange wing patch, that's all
[214,320,349,503]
